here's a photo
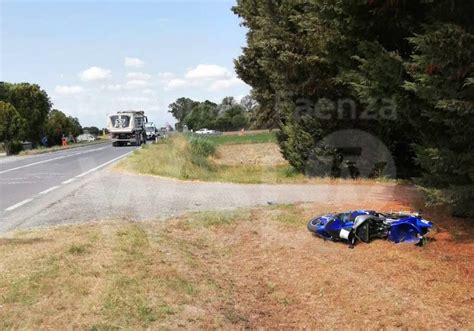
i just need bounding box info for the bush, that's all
[188,136,216,157]
[187,136,217,169]
[8,140,23,155]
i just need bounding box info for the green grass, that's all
[269,204,305,227]
[185,210,252,228]
[204,131,277,145]
[116,134,306,184]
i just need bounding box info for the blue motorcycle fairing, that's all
[388,217,433,243]
[308,210,433,246]
[308,210,374,241]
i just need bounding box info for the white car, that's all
[76,133,96,142]
[195,128,215,135]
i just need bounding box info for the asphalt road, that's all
[0,143,136,215]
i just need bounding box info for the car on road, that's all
[194,128,221,135]
[76,133,96,143]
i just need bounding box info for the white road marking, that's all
[75,151,134,178]
[60,150,133,185]
[5,198,33,211]
[3,148,133,213]
[0,146,108,175]
[38,185,60,195]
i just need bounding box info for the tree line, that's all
[232,0,473,216]
[0,82,85,154]
[169,95,262,132]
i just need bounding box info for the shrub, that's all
[188,136,216,157]
[9,140,23,155]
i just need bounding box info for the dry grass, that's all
[116,135,399,185]
[1,200,473,329]
[212,143,286,166]
[115,135,306,184]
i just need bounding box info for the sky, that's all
[0,0,251,128]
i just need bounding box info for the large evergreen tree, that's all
[233,0,474,215]
[405,23,474,216]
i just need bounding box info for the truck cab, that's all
[144,122,158,141]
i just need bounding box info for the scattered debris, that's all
[307,210,433,248]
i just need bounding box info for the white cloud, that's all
[103,84,123,91]
[124,57,144,68]
[157,64,249,93]
[158,72,175,80]
[185,64,230,79]
[79,66,111,81]
[125,79,150,89]
[208,77,245,91]
[126,72,151,80]
[165,78,189,90]
[55,85,84,95]
[142,89,155,95]
[117,96,150,102]
[102,79,151,91]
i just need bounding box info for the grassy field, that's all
[116,133,309,184]
[1,203,472,329]
[205,131,277,145]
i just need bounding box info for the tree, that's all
[1,82,52,144]
[0,101,25,155]
[233,0,474,215]
[220,104,249,131]
[221,96,236,107]
[83,126,100,136]
[404,23,474,216]
[68,116,82,137]
[240,95,257,113]
[240,95,261,128]
[168,97,199,131]
[184,100,218,130]
[168,97,252,132]
[44,109,82,146]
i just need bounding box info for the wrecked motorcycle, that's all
[307,210,433,247]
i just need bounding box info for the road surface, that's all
[0,143,136,220]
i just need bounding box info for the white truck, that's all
[144,122,158,141]
[107,110,148,146]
